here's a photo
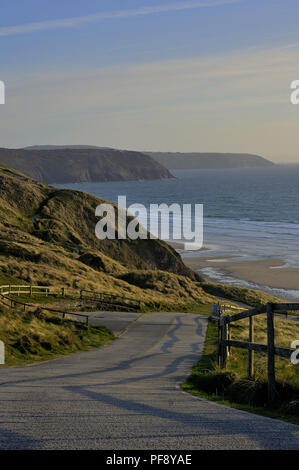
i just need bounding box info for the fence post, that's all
[227,322,231,357]
[61,287,65,297]
[223,317,228,368]
[248,315,254,378]
[267,303,276,405]
[219,317,227,368]
[217,319,222,366]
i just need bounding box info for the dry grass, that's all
[0,305,113,367]
[201,281,281,307]
[228,314,299,387]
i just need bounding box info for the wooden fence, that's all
[80,289,142,311]
[0,285,89,325]
[0,284,143,325]
[218,302,299,404]
[0,285,51,296]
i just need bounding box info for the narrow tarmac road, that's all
[0,312,298,450]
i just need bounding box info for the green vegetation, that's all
[0,305,114,367]
[183,317,299,424]
[201,281,281,307]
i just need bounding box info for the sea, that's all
[55,164,299,300]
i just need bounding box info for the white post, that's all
[0,340,4,365]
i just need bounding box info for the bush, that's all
[226,379,267,406]
[186,371,236,395]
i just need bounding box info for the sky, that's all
[0,0,299,162]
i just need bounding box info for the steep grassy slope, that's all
[0,147,172,183]
[0,164,215,310]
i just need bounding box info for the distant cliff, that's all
[146,152,274,170]
[0,147,172,184]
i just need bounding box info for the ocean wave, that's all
[199,267,299,301]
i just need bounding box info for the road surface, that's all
[0,312,298,450]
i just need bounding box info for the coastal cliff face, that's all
[0,147,172,184]
[146,152,274,169]
[0,164,211,309]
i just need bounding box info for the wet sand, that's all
[183,256,299,290]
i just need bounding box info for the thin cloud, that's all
[0,0,243,37]
[9,42,298,117]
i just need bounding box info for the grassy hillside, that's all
[0,147,172,184]
[201,281,281,307]
[0,164,216,311]
[0,163,285,314]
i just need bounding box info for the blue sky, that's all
[0,0,299,161]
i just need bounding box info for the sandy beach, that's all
[183,256,299,290]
